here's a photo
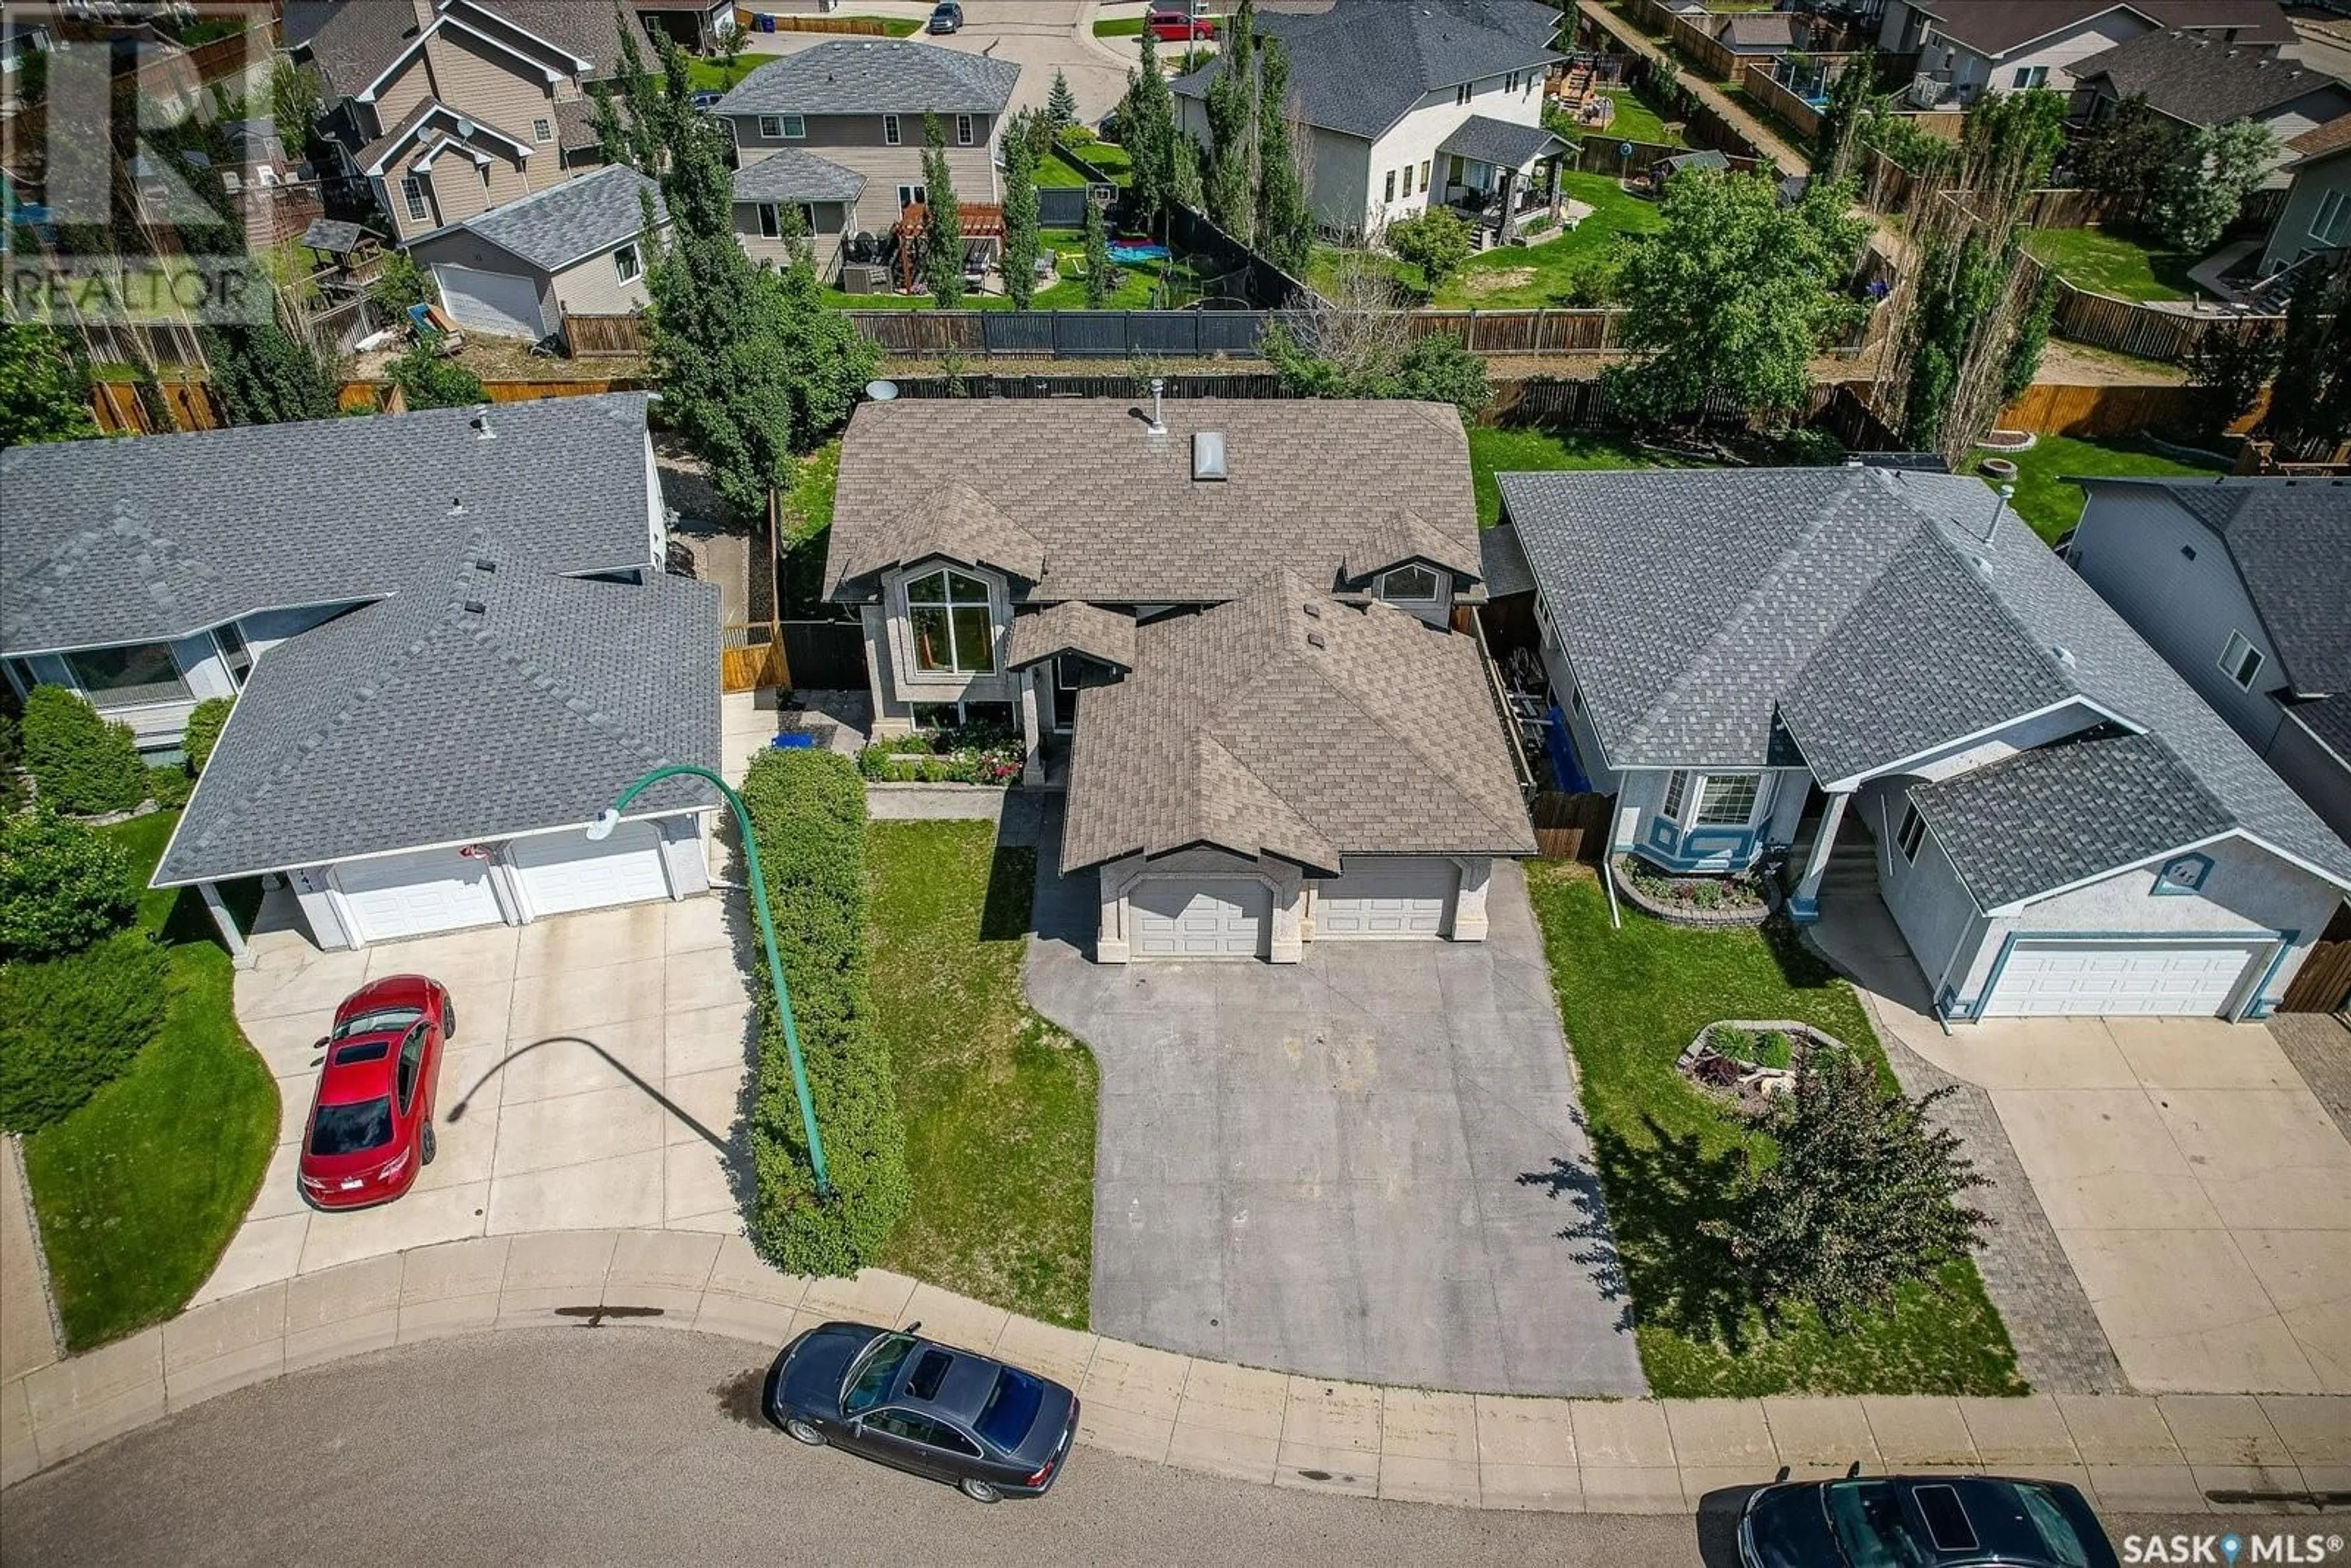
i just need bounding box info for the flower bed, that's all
[1673,1018,1851,1109]
[856,724,1024,786]
[1611,855,1772,927]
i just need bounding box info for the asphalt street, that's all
[1,1329,2260,1568]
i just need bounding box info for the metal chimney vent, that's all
[1192,430,1226,481]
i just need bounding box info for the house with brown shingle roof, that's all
[1877,0,2293,107]
[825,397,1536,963]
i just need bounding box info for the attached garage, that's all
[1131,877,1270,959]
[1314,857,1458,939]
[1980,939,2266,1018]
[508,820,672,919]
[332,845,506,945]
[432,263,550,340]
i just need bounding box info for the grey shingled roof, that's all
[2290,692,2351,763]
[734,149,867,204]
[1907,1,2293,58]
[432,165,666,272]
[2082,476,2351,695]
[301,217,366,252]
[2072,29,2351,126]
[1059,572,1536,874]
[1479,522,1537,599]
[1437,115,1568,170]
[1720,12,1803,50]
[826,399,1480,604]
[1172,0,1561,141]
[1006,601,1137,672]
[716,39,1019,116]
[1,394,659,655]
[1502,465,2351,904]
[157,555,719,884]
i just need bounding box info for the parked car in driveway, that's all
[764,1321,1078,1502]
[296,975,453,1210]
[926,1,963,33]
[1741,1474,2118,1568]
[1147,5,1216,40]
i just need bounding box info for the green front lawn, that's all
[2022,227,2199,304]
[1467,425,1676,527]
[21,811,277,1349]
[1095,14,1221,36]
[868,821,1098,1329]
[1967,433,2230,544]
[1525,865,2025,1398]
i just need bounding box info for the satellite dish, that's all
[865,380,899,402]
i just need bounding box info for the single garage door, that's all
[1316,857,1457,939]
[432,263,549,340]
[1981,939,2264,1018]
[332,845,504,945]
[508,820,672,919]
[1131,877,1269,959]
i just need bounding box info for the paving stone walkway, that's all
[2270,1013,2351,1143]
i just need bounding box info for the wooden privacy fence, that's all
[721,623,789,694]
[563,311,650,357]
[1741,62,1824,143]
[2278,940,2351,1016]
[741,10,891,34]
[88,377,225,435]
[1531,792,1614,863]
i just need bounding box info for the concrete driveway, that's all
[1026,814,1647,1397]
[1903,1016,2351,1395]
[202,897,756,1303]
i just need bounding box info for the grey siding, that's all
[2263,152,2351,271]
[547,241,654,317]
[731,113,999,207]
[409,228,559,332]
[1862,775,1988,1008]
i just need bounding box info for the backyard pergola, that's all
[893,200,1006,294]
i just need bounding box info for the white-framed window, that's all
[1384,169,1397,202]
[1377,564,1440,603]
[956,113,973,146]
[883,113,901,146]
[62,642,189,710]
[1455,81,1472,106]
[1419,158,1431,190]
[400,174,429,222]
[1663,770,1689,818]
[796,201,817,232]
[907,569,996,675]
[757,202,781,239]
[1401,163,1414,198]
[2313,189,2349,246]
[2012,64,2048,88]
[1897,803,1927,863]
[214,621,252,687]
[612,241,643,284]
[758,114,783,138]
[1694,773,1759,827]
[779,114,804,139]
[898,182,926,210]
[532,116,552,143]
[2219,629,2263,689]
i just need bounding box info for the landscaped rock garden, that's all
[1610,854,1774,926]
[1675,1019,1851,1109]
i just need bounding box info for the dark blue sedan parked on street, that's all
[764,1321,1079,1503]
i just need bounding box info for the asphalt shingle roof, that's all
[2072,29,2351,126]
[1719,12,1802,50]
[733,149,868,204]
[1479,521,1537,599]
[301,0,629,100]
[1502,465,2351,905]
[716,40,1019,116]
[825,399,1482,605]
[2,394,659,655]
[1906,1,2293,58]
[1436,115,1568,170]
[1339,506,1482,585]
[1172,0,1561,141]
[442,165,667,271]
[1006,601,1138,672]
[1059,571,1535,873]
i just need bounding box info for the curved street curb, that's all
[5,1229,2342,1515]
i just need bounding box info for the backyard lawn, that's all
[868,821,1098,1329]
[1313,171,1662,312]
[21,811,277,1349]
[1525,866,2026,1398]
[2022,227,2199,303]
[827,227,1202,311]
[1594,88,1681,146]
[1967,433,2230,543]
[1467,426,1674,527]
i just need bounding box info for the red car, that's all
[1146,6,1216,42]
[296,975,454,1210]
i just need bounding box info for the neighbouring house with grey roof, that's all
[2257,113,2351,272]
[2069,476,2351,855]
[1877,0,2295,108]
[827,397,1534,962]
[2069,29,2351,183]
[1500,465,2351,1021]
[405,164,667,339]
[1172,0,1564,242]
[732,148,869,280]
[1,394,722,956]
[715,39,1019,246]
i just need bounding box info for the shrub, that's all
[855,724,1024,785]
[387,344,486,410]
[184,696,234,775]
[0,931,173,1131]
[737,748,912,1274]
[0,707,22,814]
[146,765,192,808]
[0,810,139,962]
[21,686,146,814]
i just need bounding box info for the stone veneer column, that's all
[1019,669,1044,787]
[1096,853,1136,963]
[1450,857,1493,942]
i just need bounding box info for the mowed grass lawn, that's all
[1968,433,2230,544]
[1313,173,1662,312]
[829,228,1194,311]
[22,811,277,1349]
[1466,426,1678,527]
[1526,866,2025,1397]
[2023,227,2200,303]
[1595,88,1681,146]
[868,821,1098,1329]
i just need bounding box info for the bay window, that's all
[907,569,996,675]
[1695,773,1759,826]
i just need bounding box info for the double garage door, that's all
[329,823,675,945]
[1980,939,2264,1018]
[1127,858,1460,959]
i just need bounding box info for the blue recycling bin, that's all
[771,732,818,749]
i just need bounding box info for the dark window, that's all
[396,1026,425,1114]
[330,1041,392,1066]
[63,642,187,709]
[956,113,973,146]
[1378,564,1440,603]
[1913,1485,1978,1553]
[309,1097,394,1156]
[883,113,901,146]
[975,1368,1045,1449]
[2009,1483,2096,1568]
[758,202,779,239]
[1897,805,1927,864]
[217,621,252,685]
[333,1007,421,1040]
[865,1409,978,1455]
[797,202,817,233]
[842,1334,914,1414]
[906,569,995,674]
[905,1348,953,1401]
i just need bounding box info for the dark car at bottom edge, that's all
[764,1321,1078,1503]
[1742,1473,2119,1568]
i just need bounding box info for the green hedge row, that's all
[22,688,144,815]
[737,748,912,1276]
[0,931,173,1133]
[1,810,139,964]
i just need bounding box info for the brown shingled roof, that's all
[2289,112,2351,160]
[829,480,1047,587]
[1006,601,1138,672]
[1908,1,2294,58]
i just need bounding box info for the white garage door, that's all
[1131,877,1269,959]
[332,845,504,945]
[508,820,672,918]
[1316,857,1457,939]
[433,263,549,339]
[1981,939,2263,1018]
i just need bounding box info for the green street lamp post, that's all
[590,763,832,1198]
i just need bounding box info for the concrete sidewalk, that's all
[0,1140,60,1383]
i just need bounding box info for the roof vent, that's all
[449,493,465,516]
[1145,377,1166,435]
[2052,644,2076,667]
[476,557,497,573]
[1301,601,1321,618]
[1192,430,1226,481]
[1305,630,1327,650]
[471,406,495,439]
[462,598,487,615]
[1968,553,1992,577]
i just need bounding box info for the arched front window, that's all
[907,569,996,675]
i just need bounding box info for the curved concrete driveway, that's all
[1027,809,1646,1397]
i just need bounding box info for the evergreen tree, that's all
[1047,69,1078,132]
[200,274,339,426]
[1122,25,1180,228]
[0,324,98,447]
[1082,195,1115,308]
[1000,111,1041,309]
[1202,0,1258,240]
[920,113,965,307]
[2261,250,2351,454]
[1254,37,1311,272]
[589,6,668,174]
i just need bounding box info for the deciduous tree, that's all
[1082,195,1115,308]
[1384,207,1471,298]
[0,324,97,448]
[1202,0,1258,240]
[2073,93,2183,212]
[2262,250,2351,455]
[2149,118,2276,253]
[1121,26,1180,229]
